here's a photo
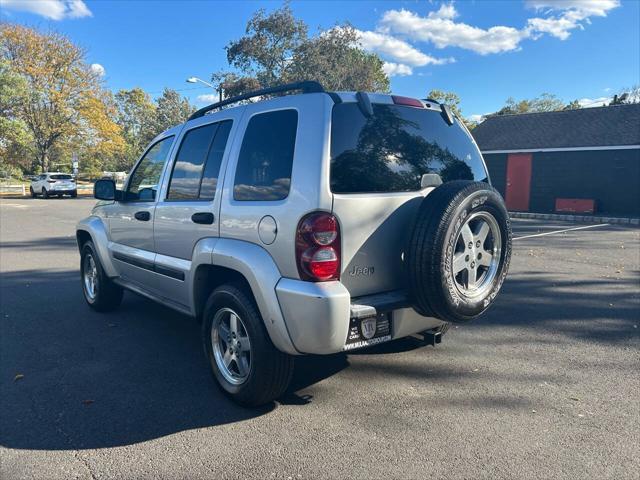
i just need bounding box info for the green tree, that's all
[115,87,157,167]
[0,58,34,175]
[609,86,640,105]
[211,71,261,98]
[492,93,571,116]
[529,93,565,112]
[152,88,195,134]
[213,4,389,97]
[426,89,479,129]
[226,3,307,88]
[427,89,463,118]
[287,25,389,91]
[564,99,582,110]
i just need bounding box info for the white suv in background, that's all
[30,173,77,198]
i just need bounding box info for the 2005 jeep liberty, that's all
[77,81,512,406]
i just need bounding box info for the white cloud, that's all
[467,114,485,123]
[358,30,437,66]
[90,63,105,77]
[382,62,413,77]
[526,0,620,17]
[0,0,92,20]
[577,96,612,107]
[196,94,217,104]
[526,0,620,40]
[354,28,454,76]
[378,1,619,55]
[380,6,529,55]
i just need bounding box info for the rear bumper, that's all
[275,280,444,355]
[49,189,76,194]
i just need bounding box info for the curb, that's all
[509,211,639,226]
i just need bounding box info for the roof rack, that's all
[188,80,325,121]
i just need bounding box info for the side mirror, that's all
[94,179,117,201]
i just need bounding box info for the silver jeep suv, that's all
[77,81,512,406]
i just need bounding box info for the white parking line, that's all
[513,223,610,240]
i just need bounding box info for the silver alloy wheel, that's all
[83,253,98,301]
[451,211,502,299]
[211,308,252,386]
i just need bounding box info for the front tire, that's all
[202,284,294,407]
[81,241,123,312]
[42,188,49,199]
[29,187,36,198]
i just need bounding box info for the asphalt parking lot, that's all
[1,197,638,480]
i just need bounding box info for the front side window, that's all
[233,109,298,201]
[126,136,174,201]
[330,103,488,193]
[167,120,232,201]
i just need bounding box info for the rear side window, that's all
[330,103,488,194]
[167,120,232,200]
[233,109,298,201]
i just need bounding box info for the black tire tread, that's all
[81,241,123,312]
[203,284,294,407]
[407,181,511,322]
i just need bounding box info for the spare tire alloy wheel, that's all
[407,181,512,323]
[451,211,502,299]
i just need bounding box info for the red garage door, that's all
[505,153,532,211]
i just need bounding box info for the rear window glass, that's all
[50,174,73,180]
[330,103,488,194]
[233,109,298,201]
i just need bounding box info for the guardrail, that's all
[0,184,27,196]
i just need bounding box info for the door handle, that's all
[191,212,214,225]
[134,211,151,221]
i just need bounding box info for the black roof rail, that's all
[188,80,325,121]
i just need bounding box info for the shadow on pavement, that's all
[1,260,637,450]
[0,269,349,450]
[0,236,78,251]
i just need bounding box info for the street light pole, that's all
[186,76,222,102]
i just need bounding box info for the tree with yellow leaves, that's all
[0,24,124,174]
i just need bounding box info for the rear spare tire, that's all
[407,181,511,322]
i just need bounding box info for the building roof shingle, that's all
[472,103,640,151]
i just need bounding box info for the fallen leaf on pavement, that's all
[82,399,94,405]
[14,374,24,382]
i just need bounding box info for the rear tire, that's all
[202,284,294,407]
[70,191,77,198]
[81,241,123,312]
[29,187,35,198]
[407,181,512,322]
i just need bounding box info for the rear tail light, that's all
[296,212,341,281]
[391,95,424,108]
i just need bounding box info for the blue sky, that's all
[2,0,639,119]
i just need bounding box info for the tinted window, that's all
[126,136,174,201]
[166,121,232,200]
[330,103,487,193]
[233,109,297,201]
[200,121,232,200]
[50,174,72,180]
